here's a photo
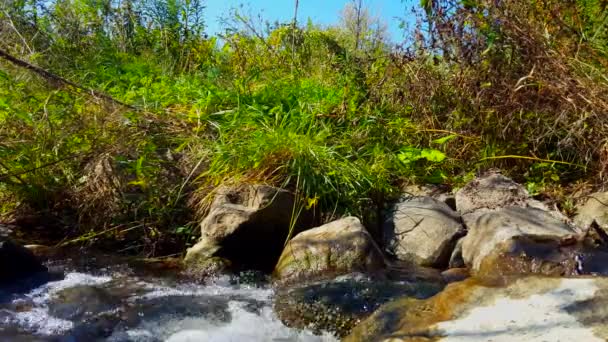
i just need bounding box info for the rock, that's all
[274,274,444,338]
[49,285,120,321]
[0,238,47,284]
[401,184,455,210]
[345,276,608,342]
[384,197,465,268]
[455,173,543,214]
[440,268,469,283]
[460,206,595,277]
[185,184,313,273]
[448,238,465,268]
[124,295,231,326]
[273,217,385,285]
[574,192,608,232]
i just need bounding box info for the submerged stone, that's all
[345,276,608,342]
[274,274,444,337]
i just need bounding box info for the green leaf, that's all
[432,134,457,145]
[398,147,446,164]
[0,70,8,81]
[420,148,446,162]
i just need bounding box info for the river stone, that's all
[0,238,47,284]
[455,173,541,214]
[345,276,608,342]
[384,196,465,268]
[185,184,313,272]
[574,192,608,232]
[49,285,120,321]
[273,217,385,285]
[274,274,444,338]
[461,206,587,277]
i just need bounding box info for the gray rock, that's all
[455,173,534,214]
[574,192,608,232]
[185,184,313,272]
[448,238,465,268]
[345,276,608,342]
[461,206,583,276]
[273,217,385,285]
[402,184,456,210]
[49,285,120,321]
[0,238,47,283]
[384,196,465,268]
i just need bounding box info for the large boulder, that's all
[345,276,608,342]
[574,192,608,233]
[461,206,602,277]
[185,184,313,273]
[384,196,465,268]
[455,173,543,214]
[0,238,48,283]
[273,217,385,285]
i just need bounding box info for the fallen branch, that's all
[0,48,137,110]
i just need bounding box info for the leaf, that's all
[398,147,446,164]
[398,147,422,164]
[420,149,446,162]
[0,70,8,81]
[306,196,319,209]
[432,134,457,145]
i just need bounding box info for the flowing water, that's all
[0,255,338,342]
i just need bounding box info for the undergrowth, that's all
[0,0,606,256]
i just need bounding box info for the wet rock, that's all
[273,217,385,285]
[460,206,595,277]
[182,243,232,281]
[124,295,231,325]
[448,238,465,268]
[345,276,608,342]
[0,238,47,284]
[23,244,56,259]
[455,173,545,214]
[440,268,469,283]
[48,285,121,321]
[574,192,608,233]
[274,274,444,338]
[185,184,314,273]
[384,196,465,268]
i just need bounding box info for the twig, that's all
[480,155,586,169]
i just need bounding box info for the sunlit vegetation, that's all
[1,0,606,255]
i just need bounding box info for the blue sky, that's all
[204,0,418,42]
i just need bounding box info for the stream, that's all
[0,253,338,342]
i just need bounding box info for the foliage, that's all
[0,0,606,255]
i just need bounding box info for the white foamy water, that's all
[437,278,602,342]
[132,301,335,342]
[1,272,112,335]
[2,272,338,342]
